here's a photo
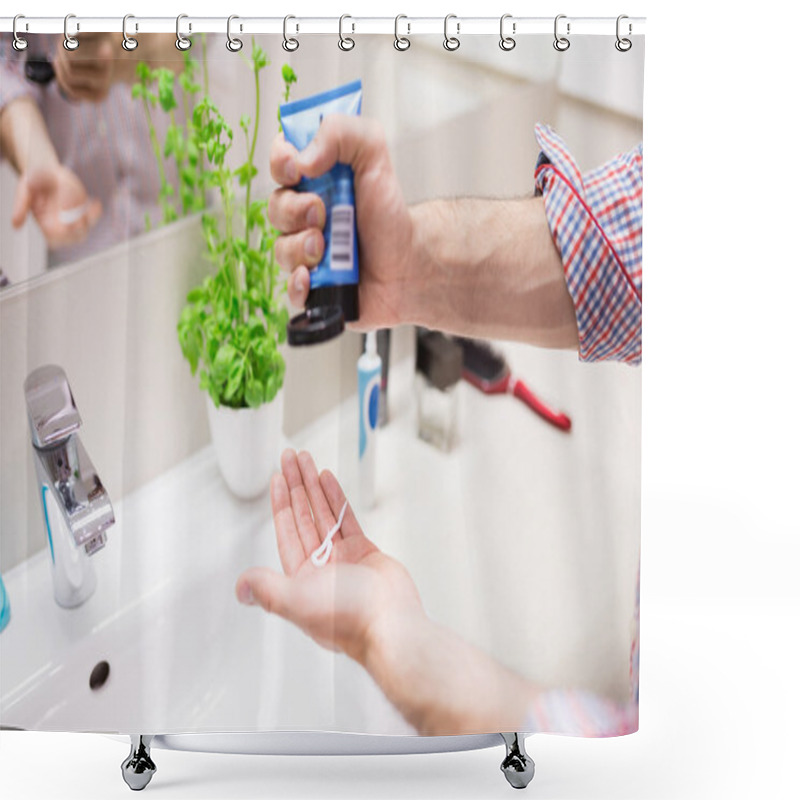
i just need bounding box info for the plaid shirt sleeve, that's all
[534,124,643,364]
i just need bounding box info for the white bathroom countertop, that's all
[0,340,640,734]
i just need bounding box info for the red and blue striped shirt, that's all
[534,124,643,365]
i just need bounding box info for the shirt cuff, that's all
[534,124,643,364]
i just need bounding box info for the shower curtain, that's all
[0,24,643,747]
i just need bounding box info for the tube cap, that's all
[287,306,345,346]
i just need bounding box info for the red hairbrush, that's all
[455,338,572,433]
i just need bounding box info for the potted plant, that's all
[134,41,296,499]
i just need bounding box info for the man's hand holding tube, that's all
[267,115,578,347]
[268,115,417,330]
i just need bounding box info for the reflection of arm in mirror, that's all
[1,32,179,253]
[0,96,102,248]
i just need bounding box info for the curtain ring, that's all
[394,14,410,51]
[226,15,243,52]
[499,14,516,51]
[615,15,632,52]
[443,14,460,51]
[553,14,570,52]
[339,14,355,51]
[175,14,192,51]
[12,15,28,52]
[63,13,79,51]
[282,15,299,52]
[122,14,138,51]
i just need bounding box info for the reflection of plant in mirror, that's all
[279,63,298,125]
[174,43,296,410]
[131,51,207,228]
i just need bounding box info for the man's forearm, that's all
[365,612,537,735]
[405,196,579,348]
[0,97,59,174]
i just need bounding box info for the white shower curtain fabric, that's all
[0,30,643,740]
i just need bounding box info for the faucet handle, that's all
[24,365,82,448]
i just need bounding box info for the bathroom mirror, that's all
[1,33,641,288]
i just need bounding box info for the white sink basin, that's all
[0,445,411,737]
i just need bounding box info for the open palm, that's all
[236,449,423,665]
[12,165,102,249]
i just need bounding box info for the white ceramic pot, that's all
[206,392,284,500]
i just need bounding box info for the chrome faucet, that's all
[24,365,114,608]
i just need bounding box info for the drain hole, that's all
[89,660,110,691]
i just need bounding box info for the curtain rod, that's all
[1,16,646,37]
